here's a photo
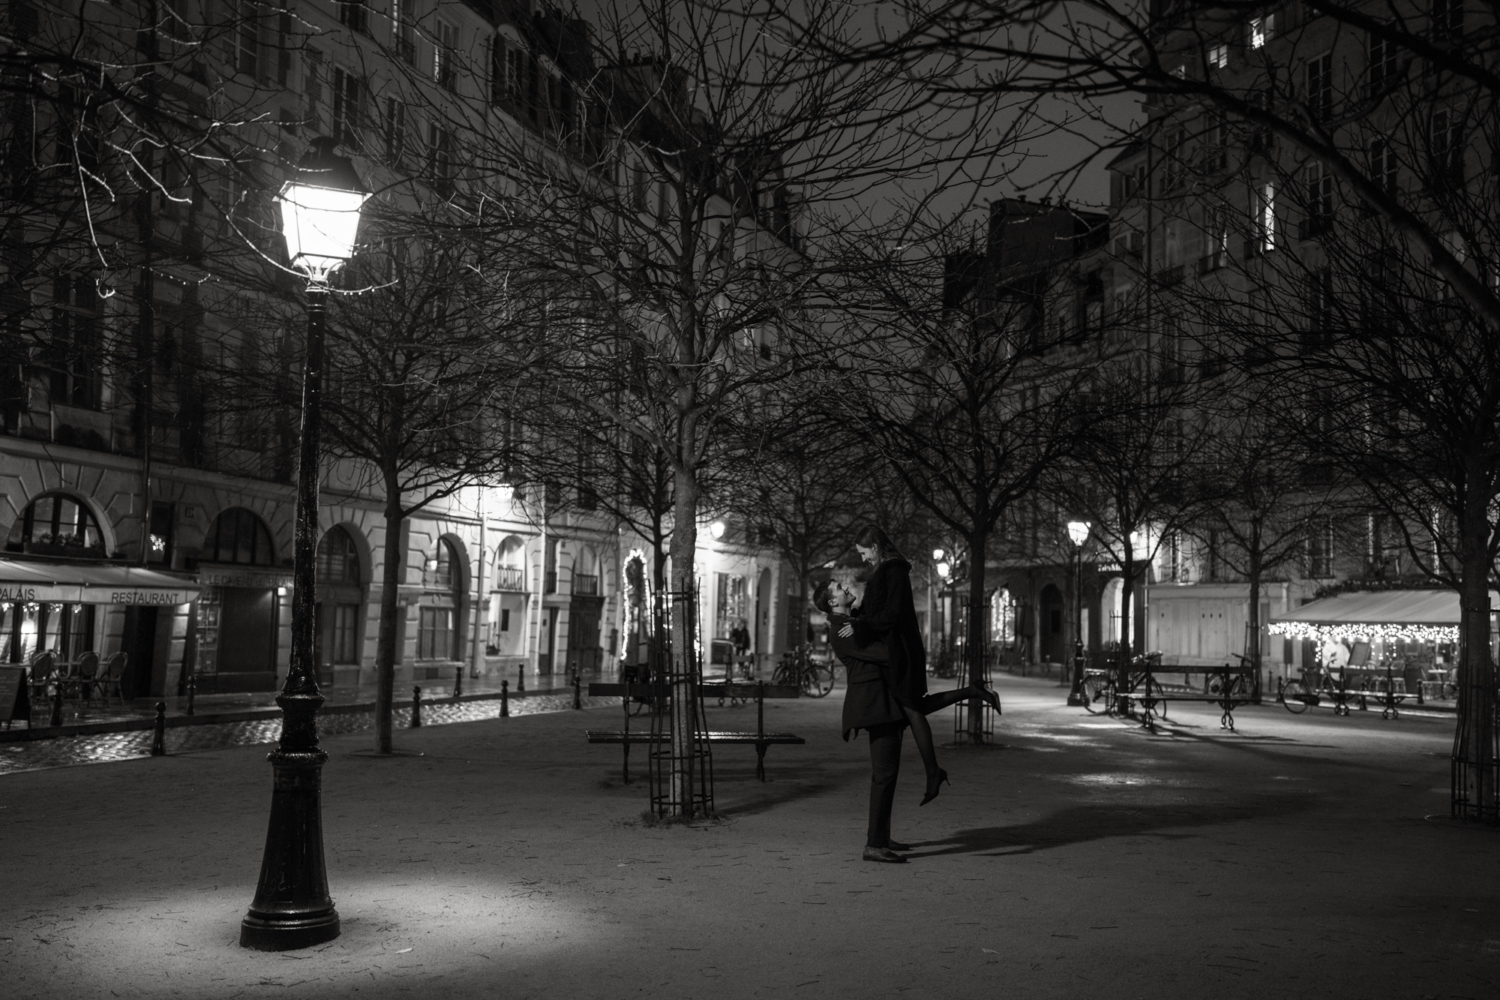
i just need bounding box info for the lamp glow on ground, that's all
[240,136,368,952]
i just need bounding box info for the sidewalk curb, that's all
[0,688,573,744]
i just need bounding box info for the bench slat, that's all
[588,682,802,699]
[586,730,804,745]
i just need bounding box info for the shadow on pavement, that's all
[905,796,1314,859]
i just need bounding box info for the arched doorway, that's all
[568,544,603,674]
[1038,584,1065,664]
[316,526,364,686]
[199,507,280,693]
[990,588,1017,665]
[418,537,462,664]
[488,535,527,657]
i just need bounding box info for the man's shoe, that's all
[887,840,911,852]
[863,846,908,863]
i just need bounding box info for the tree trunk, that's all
[1117,541,1136,712]
[966,528,990,742]
[1454,477,1496,821]
[1247,537,1263,704]
[374,462,404,754]
[667,460,701,817]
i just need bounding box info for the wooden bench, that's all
[587,681,803,782]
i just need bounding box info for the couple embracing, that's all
[814,525,1001,864]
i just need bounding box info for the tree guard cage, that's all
[647,582,715,818]
[951,649,997,746]
[1450,632,1498,823]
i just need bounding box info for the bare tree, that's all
[825,207,1101,741]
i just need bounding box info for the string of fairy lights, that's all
[1267,620,1460,644]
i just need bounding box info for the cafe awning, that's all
[1268,589,1498,643]
[0,559,201,606]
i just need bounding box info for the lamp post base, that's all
[1066,693,1085,707]
[240,909,341,952]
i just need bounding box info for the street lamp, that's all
[1065,520,1091,706]
[241,137,368,952]
[709,520,726,540]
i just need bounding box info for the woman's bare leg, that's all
[917,686,977,716]
[902,706,940,780]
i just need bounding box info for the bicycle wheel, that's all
[1081,672,1108,714]
[805,662,835,698]
[1280,678,1310,714]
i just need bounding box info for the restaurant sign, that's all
[196,566,295,590]
[0,559,201,606]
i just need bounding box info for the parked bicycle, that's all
[1080,651,1166,716]
[772,644,836,698]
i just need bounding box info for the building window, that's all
[204,507,276,565]
[44,275,103,410]
[1,601,95,665]
[332,67,365,151]
[390,0,415,63]
[383,97,406,164]
[329,604,359,663]
[1303,160,1333,237]
[5,493,106,555]
[1249,13,1275,49]
[418,537,460,660]
[433,20,457,91]
[1367,30,1398,94]
[1161,126,1186,192]
[1430,108,1463,186]
[1431,0,1464,41]
[1255,182,1276,253]
[317,526,360,585]
[1207,43,1228,69]
[417,606,454,660]
[1369,138,1398,194]
[338,0,368,34]
[715,573,747,639]
[1306,52,1332,120]
[148,501,174,566]
[427,122,454,194]
[1306,521,1334,578]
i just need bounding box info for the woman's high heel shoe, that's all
[920,768,949,807]
[977,683,1002,715]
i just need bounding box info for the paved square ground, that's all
[2,675,1495,999]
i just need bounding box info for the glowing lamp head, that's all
[709,520,726,540]
[936,561,950,579]
[1067,520,1091,547]
[932,548,944,562]
[278,137,369,282]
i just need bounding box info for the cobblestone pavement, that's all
[0,694,608,775]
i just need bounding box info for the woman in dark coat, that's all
[817,579,909,863]
[842,525,1000,811]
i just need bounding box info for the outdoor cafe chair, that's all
[27,650,57,703]
[71,651,101,703]
[94,652,126,707]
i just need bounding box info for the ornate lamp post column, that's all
[1065,520,1091,706]
[241,137,369,951]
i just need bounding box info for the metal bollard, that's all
[411,686,423,728]
[517,664,525,694]
[50,681,63,728]
[186,670,196,716]
[454,666,463,701]
[573,673,582,710]
[150,702,166,756]
[500,678,509,718]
